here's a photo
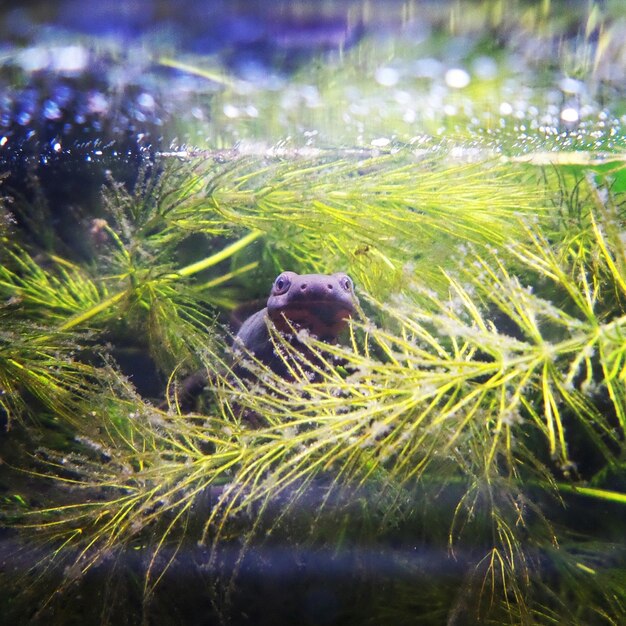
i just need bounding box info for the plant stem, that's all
[177,230,263,277]
[557,483,626,505]
[158,57,235,88]
[59,291,127,331]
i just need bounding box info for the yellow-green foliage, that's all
[1,155,625,625]
[205,154,548,295]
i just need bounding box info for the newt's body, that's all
[168,271,356,409]
[234,271,356,364]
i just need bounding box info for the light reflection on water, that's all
[1,0,624,159]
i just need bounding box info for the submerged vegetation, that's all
[2,1,626,624]
[1,151,625,625]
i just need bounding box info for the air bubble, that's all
[87,92,108,114]
[17,111,32,126]
[559,77,583,94]
[223,104,239,118]
[43,100,62,120]
[375,67,400,87]
[371,137,390,147]
[560,107,579,123]
[445,68,470,89]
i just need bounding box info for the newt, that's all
[233,270,356,366]
[167,271,356,409]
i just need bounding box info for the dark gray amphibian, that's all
[169,271,356,409]
[234,271,356,366]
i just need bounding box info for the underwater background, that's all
[1,1,626,624]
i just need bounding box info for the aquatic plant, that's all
[1,152,625,625]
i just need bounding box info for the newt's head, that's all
[267,271,356,340]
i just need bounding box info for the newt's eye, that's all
[339,275,353,292]
[273,273,291,295]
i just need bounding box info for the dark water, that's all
[0,0,372,260]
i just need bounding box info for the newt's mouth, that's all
[270,305,353,337]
